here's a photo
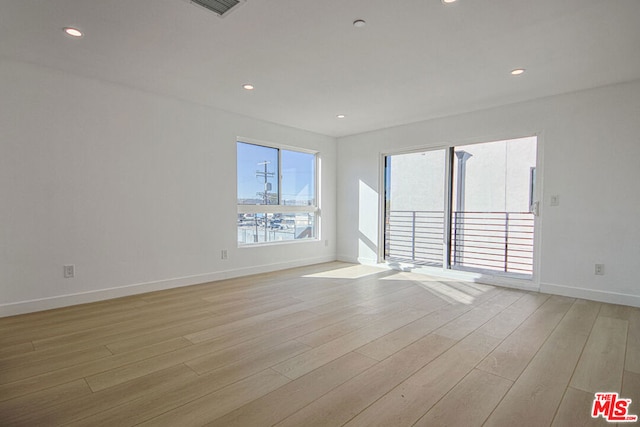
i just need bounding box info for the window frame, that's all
[236,137,319,246]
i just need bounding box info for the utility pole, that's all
[256,161,275,242]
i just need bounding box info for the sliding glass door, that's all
[383,136,538,278]
[384,149,447,266]
[451,137,537,276]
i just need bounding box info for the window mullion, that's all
[444,147,454,270]
[278,149,283,205]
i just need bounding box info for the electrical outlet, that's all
[221,249,228,260]
[325,239,329,247]
[595,264,605,275]
[64,265,75,278]
[550,195,560,206]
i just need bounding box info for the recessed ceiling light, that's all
[242,83,254,90]
[63,27,83,37]
[353,19,366,28]
[442,0,457,4]
[511,68,526,76]
[337,114,346,119]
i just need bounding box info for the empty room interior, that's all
[2,0,640,425]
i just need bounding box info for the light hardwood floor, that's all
[1,262,638,426]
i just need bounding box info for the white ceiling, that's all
[2,0,639,137]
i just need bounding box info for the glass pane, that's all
[384,149,446,266]
[451,136,537,275]
[237,142,279,205]
[237,213,316,244]
[281,150,315,206]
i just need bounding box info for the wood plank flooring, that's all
[1,262,638,426]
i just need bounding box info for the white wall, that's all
[0,59,337,316]
[389,150,446,212]
[337,79,640,307]
[454,137,537,212]
[387,137,536,213]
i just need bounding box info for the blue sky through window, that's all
[237,142,315,205]
[282,149,315,205]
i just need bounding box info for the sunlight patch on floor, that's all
[303,264,388,279]
[379,271,495,304]
[415,281,478,305]
[439,280,493,296]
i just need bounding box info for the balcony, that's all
[385,210,534,275]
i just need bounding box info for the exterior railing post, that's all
[453,211,459,266]
[412,211,416,261]
[504,212,509,272]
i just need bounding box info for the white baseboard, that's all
[336,255,359,264]
[0,255,337,317]
[540,282,640,308]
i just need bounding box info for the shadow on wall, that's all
[359,179,379,261]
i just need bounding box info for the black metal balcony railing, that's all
[452,211,534,275]
[385,211,445,267]
[385,210,534,275]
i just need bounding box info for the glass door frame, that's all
[378,134,542,288]
[378,145,453,268]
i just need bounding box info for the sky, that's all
[237,142,315,205]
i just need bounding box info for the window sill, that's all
[238,238,320,249]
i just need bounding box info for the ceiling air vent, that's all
[191,0,241,16]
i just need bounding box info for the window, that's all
[237,140,318,245]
